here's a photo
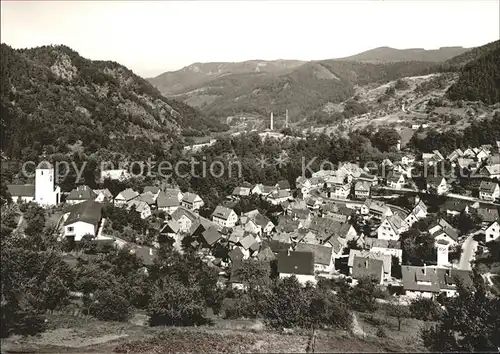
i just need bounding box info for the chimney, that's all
[270,112,274,130]
[285,109,289,128]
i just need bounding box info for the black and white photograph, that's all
[0,0,499,352]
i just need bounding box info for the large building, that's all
[7,161,60,207]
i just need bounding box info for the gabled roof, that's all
[93,188,113,199]
[365,237,401,249]
[348,250,391,273]
[252,212,273,229]
[352,256,384,282]
[402,266,440,293]
[383,214,407,231]
[143,186,160,195]
[7,184,35,197]
[427,175,447,186]
[160,220,180,234]
[182,192,201,204]
[475,205,500,223]
[257,247,276,262]
[63,200,102,227]
[436,269,473,291]
[479,181,499,193]
[137,191,156,205]
[212,205,235,220]
[295,243,333,266]
[116,188,139,201]
[171,207,198,223]
[290,208,311,220]
[201,227,222,247]
[277,251,314,276]
[229,247,245,262]
[127,199,150,213]
[157,191,180,208]
[277,180,291,190]
[355,181,371,191]
[239,234,256,250]
[67,185,96,201]
[232,186,250,196]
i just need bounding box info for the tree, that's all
[386,299,410,331]
[234,260,272,316]
[371,128,400,152]
[344,277,377,312]
[409,297,443,321]
[90,289,132,322]
[421,271,500,352]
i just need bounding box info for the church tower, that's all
[35,161,57,206]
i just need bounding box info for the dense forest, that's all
[446,45,500,104]
[0,44,227,160]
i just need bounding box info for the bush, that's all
[90,290,132,322]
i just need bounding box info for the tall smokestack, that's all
[270,112,274,130]
[285,109,289,128]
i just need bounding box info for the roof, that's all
[295,243,333,265]
[475,205,500,223]
[290,208,311,220]
[157,191,180,208]
[277,180,291,190]
[383,214,407,231]
[348,250,391,273]
[232,186,250,196]
[482,164,500,176]
[251,212,273,229]
[127,199,150,213]
[277,251,314,276]
[229,247,245,261]
[143,186,160,195]
[182,192,201,204]
[240,234,256,250]
[352,256,384,282]
[116,188,139,201]
[269,189,291,199]
[160,220,180,234]
[63,201,102,227]
[401,266,440,293]
[201,227,222,246]
[365,237,401,249]
[355,181,371,191]
[67,185,96,201]
[93,189,112,198]
[212,205,235,220]
[427,175,447,186]
[171,207,198,223]
[137,191,156,205]
[437,268,473,290]
[479,181,499,194]
[257,247,276,262]
[7,184,35,197]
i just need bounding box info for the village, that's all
[6,139,500,302]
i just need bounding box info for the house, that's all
[251,184,277,196]
[440,199,472,216]
[473,204,500,224]
[93,189,113,203]
[127,199,152,219]
[331,183,351,200]
[354,181,371,199]
[348,249,391,281]
[436,268,473,297]
[473,148,490,162]
[426,176,450,195]
[295,243,335,275]
[243,210,275,235]
[351,257,385,285]
[364,238,403,262]
[377,214,409,241]
[266,189,292,205]
[181,192,204,212]
[114,188,139,206]
[277,250,316,285]
[143,186,161,200]
[401,265,440,298]
[446,149,464,162]
[477,164,500,179]
[156,191,181,215]
[171,207,199,233]
[63,201,102,241]
[356,172,378,186]
[305,197,322,211]
[456,157,476,170]
[387,172,405,190]
[201,227,223,248]
[159,220,181,240]
[485,221,500,243]
[296,176,321,198]
[429,218,459,247]
[212,205,238,228]
[405,199,428,227]
[66,185,97,205]
[276,179,291,191]
[322,203,352,222]
[100,169,131,182]
[401,154,416,166]
[257,246,276,262]
[7,184,36,204]
[479,181,500,201]
[137,192,157,207]
[232,186,251,198]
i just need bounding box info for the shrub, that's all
[90,290,132,322]
[409,297,443,321]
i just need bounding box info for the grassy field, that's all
[1,309,431,353]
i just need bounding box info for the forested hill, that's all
[446,41,500,104]
[0,44,226,160]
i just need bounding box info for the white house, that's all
[243,210,275,236]
[377,214,409,241]
[478,164,500,179]
[401,154,416,166]
[295,243,335,275]
[171,207,199,233]
[156,190,181,215]
[100,169,131,182]
[114,188,139,206]
[429,219,459,247]
[266,190,292,205]
[211,205,238,228]
[7,162,61,206]
[387,172,405,190]
[426,176,450,195]
[127,199,152,219]
[405,199,428,227]
[479,181,500,201]
[93,188,113,203]
[348,249,392,281]
[277,250,316,285]
[401,265,440,299]
[485,221,500,243]
[181,192,204,212]
[63,201,102,241]
[331,183,351,200]
[354,181,371,199]
[351,256,385,285]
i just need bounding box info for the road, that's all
[458,234,478,271]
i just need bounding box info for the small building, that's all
[212,205,238,228]
[63,201,102,242]
[100,169,131,182]
[401,265,440,299]
[277,250,316,285]
[387,172,405,190]
[348,249,391,281]
[266,189,292,205]
[485,221,500,243]
[405,198,428,227]
[295,243,335,275]
[354,181,371,199]
[436,268,473,297]
[93,188,113,203]
[114,188,139,206]
[127,199,152,219]
[351,256,384,285]
[171,207,199,233]
[232,186,251,198]
[377,214,409,241]
[181,192,204,212]
[276,179,291,191]
[143,186,161,201]
[477,164,500,179]
[66,185,97,205]
[479,181,500,201]
[365,238,403,262]
[7,184,35,204]
[426,176,450,195]
[156,190,181,215]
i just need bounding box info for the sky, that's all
[1,1,499,78]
